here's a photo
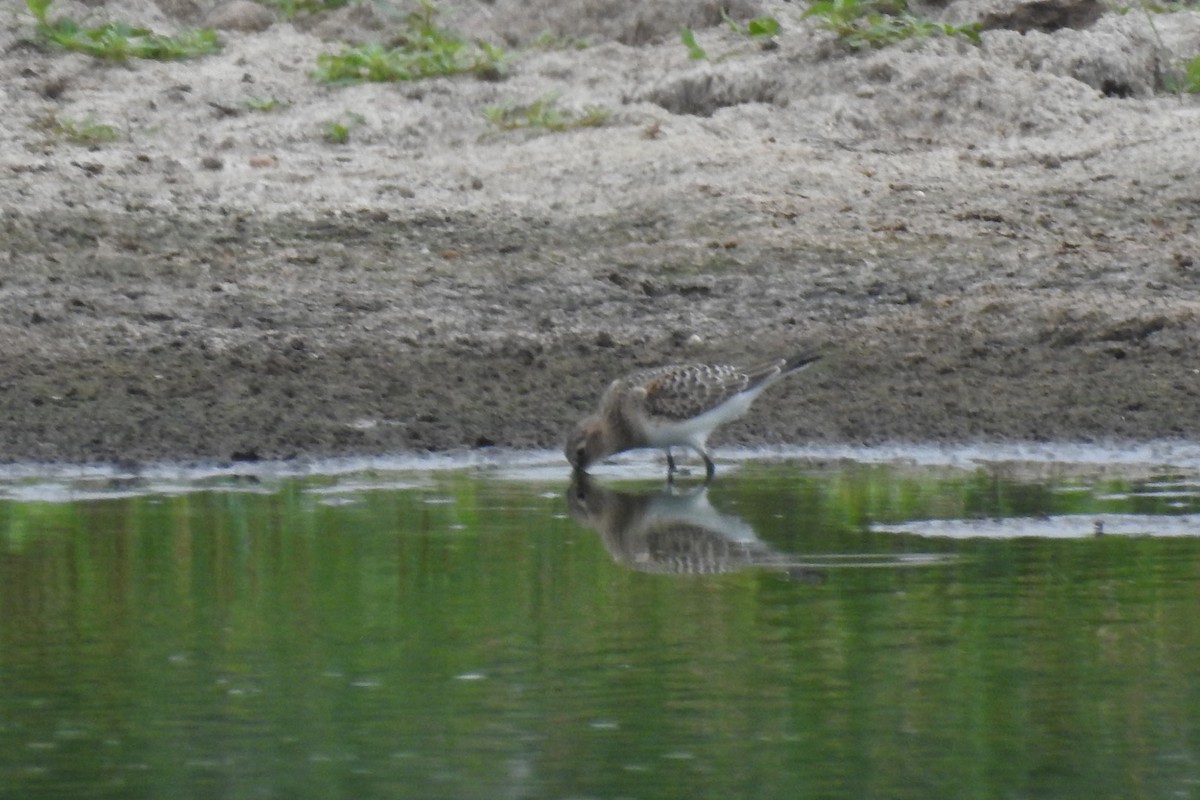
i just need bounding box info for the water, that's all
[2,449,1200,800]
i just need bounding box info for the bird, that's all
[564,351,820,481]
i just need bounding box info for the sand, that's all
[1,0,1199,465]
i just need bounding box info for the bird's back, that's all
[629,363,764,423]
[627,356,813,424]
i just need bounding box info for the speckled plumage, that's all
[614,361,790,423]
[565,352,820,481]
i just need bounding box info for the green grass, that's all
[314,0,505,83]
[680,27,708,59]
[1118,0,1200,11]
[482,93,609,135]
[26,0,219,60]
[257,0,348,19]
[32,113,121,145]
[1185,53,1200,91]
[1127,0,1200,94]
[321,111,365,143]
[802,0,980,47]
[527,30,592,50]
[723,11,780,37]
[1168,52,1200,92]
[681,13,780,60]
[244,96,291,112]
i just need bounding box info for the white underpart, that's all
[641,381,775,458]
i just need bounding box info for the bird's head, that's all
[564,416,607,473]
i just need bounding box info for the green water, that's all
[2,459,1200,800]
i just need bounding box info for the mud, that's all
[2,0,1200,465]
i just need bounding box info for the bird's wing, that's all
[630,363,779,421]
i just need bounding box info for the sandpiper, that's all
[564,351,820,480]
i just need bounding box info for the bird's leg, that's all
[666,448,677,474]
[702,452,716,483]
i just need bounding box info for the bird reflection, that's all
[566,471,823,580]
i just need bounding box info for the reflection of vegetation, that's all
[26,0,220,60]
[2,465,1200,799]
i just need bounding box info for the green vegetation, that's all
[723,10,781,37]
[802,0,980,48]
[1167,52,1200,92]
[32,112,120,145]
[26,0,219,60]
[244,96,291,112]
[1130,0,1200,94]
[527,30,592,50]
[681,13,780,60]
[1122,0,1200,11]
[680,26,708,59]
[321,111,365,143]
[482,93,609,135]
[1185,54,1200,91]
[314,0,504,83]
[323,121,350,143]
[257,0,349,19]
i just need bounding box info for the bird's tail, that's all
[783,350,821,374]
[744,350,821,390]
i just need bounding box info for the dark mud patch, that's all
[2,207,1198,465]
